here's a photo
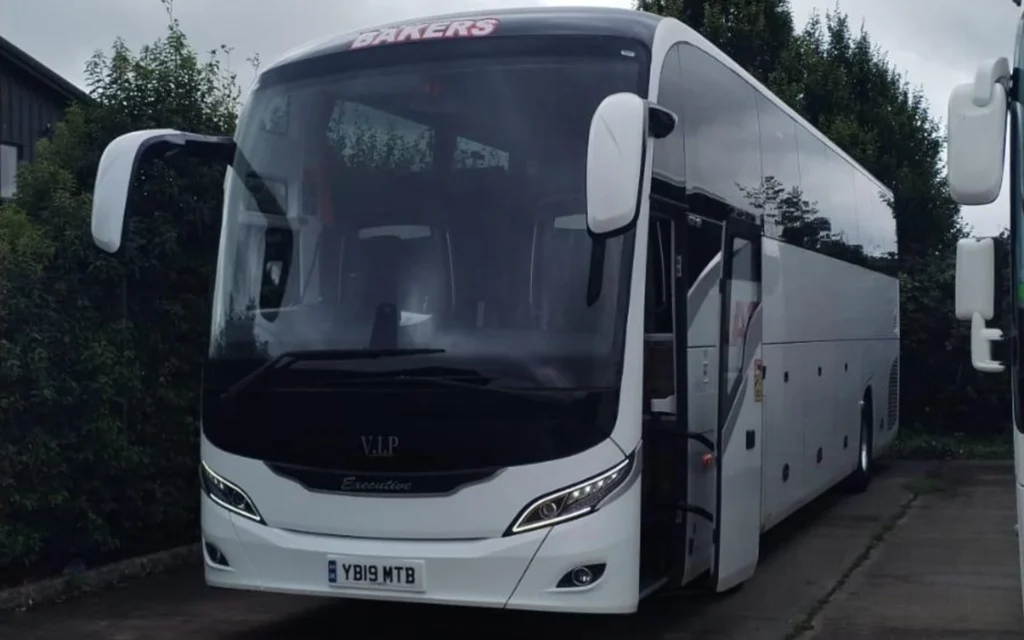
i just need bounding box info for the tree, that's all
[0,1,240,582]
[636,0,795,80]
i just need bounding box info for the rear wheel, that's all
[846,401,873,493]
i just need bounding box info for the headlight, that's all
[505,451,636,536]
[200,461,264,523]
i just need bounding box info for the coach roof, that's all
[266,6,662,73]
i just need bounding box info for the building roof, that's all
[0,34,92,105]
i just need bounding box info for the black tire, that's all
[845,401,873,493]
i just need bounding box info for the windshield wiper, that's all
[394,375,577,406]
[221,348,445,402]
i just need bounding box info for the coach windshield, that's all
[201,34,649,477]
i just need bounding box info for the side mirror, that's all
[586,92,647,236]
[90,129,235,253]
[946,57,1010,206]
[955,237,1004,373]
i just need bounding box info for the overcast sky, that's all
[1,0,1019,234]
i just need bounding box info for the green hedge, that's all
[0,18,235,585]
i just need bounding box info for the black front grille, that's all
[266,462,501,496]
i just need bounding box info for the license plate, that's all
[327,556,426,592]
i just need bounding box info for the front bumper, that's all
[201,477,641,614]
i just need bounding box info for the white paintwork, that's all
[946,58,1011,206]
[90,128,182,253]
[201,434,643,613]
[72,7,901,615]
[714,346,764,591]
[586,92,647,235]
[649,14,899,595]
[955,237,997,321]
[955,238,1005,373]
[759,239,900,532]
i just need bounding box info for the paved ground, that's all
[0,460,1020,639]
[808,461,1022,639]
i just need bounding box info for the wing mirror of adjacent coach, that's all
[90,129,235,253]
[955,237,1004,373]
[946,57,1010,206]
[585,92,676,236]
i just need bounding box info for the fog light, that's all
[204,540,230,568]
[571,566,593,586]
[556,563,606,589]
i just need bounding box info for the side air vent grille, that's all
[887,357,899,430]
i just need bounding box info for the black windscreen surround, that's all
[201,34,651,480]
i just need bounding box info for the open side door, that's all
[639,204,694,594]
[712,216,764,592]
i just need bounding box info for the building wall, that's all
[0,60,71,165]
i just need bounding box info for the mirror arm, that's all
[973,57,1012,107]
[971,312,1005,373]
[647,103,677,140]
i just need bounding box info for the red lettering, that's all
[732,306,745,341]
[731,301,757,340]
[375,27,398,45]
[446,20,474,37]
[350,31,378,49]
[349,18,500,50]
[396,24,425,41]
[469,18,499,36]
[423,22,449,39]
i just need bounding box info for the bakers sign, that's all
[351,18,500,50]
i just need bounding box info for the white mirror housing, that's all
[90,129,235,254]
[586,92,647,236]
[946,57,1011,206]
[955,237,1004,373]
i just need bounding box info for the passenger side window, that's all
[677,45,762,219]
[856,172,897,268]
[790,130,832,251]
[793,130,861,258]
[756,95,801,240]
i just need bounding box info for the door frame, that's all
[712,214,763,586]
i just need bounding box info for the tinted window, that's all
[820,150,860,262]
[205,38,648,475]
[652,45,686,189]
[856,171,897,271]
[677,45,761,221]
[787,129,831,250]
[215,40,642,388]
[755,96,800,240]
